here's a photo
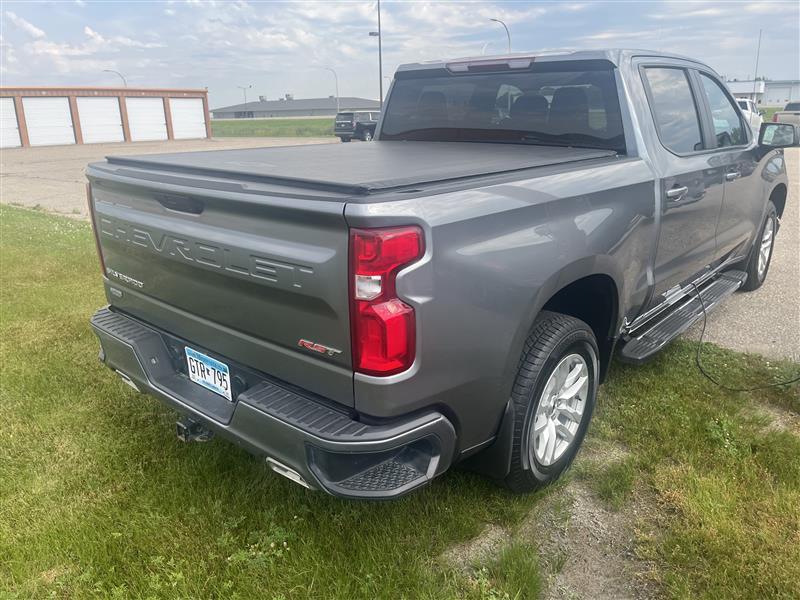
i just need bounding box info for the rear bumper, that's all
[90,307,456,499]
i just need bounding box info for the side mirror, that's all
[759,122,800,147]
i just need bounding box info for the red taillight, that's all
[349,226,424,376]
[86,183,106,276]
[773,113,779,122]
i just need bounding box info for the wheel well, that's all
[770,184,787,219]
[542,274,618,382]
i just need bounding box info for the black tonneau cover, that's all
[104,141,615,196]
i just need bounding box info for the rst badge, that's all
[298,339,342,358]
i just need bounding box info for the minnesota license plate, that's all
[185,346,232,402]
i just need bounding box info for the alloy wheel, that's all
[758,215,775,279]
[530,353,589,467]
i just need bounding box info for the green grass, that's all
[473,542,544,600]
[761,107,779,123]
[595,345,800,598]
[0,205,539,598]
[211,118,334,138]
[2,204,799,599]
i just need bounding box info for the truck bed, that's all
[101,141,617,196]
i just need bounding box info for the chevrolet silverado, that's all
[88,50,798,499]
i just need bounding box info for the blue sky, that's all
[1,1,798,109]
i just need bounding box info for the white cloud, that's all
[4,11,46,39]
[2,1,797,106]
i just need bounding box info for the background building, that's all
[0,87,210,148]
[726,79,800,106]
[212,95,380,119]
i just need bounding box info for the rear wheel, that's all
[361,129,373,141]
[340,136,351,143]
[504,311,599,493]
[740,201,777,291]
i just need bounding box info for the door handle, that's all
[666,186,689,201]
[725,171,741,181]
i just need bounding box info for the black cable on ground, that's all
[691,281,800,391]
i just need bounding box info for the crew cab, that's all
[334,111,379,142]
[87,50,797,499]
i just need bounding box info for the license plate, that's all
[185,346,232,402]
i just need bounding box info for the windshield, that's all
[737,100,749,111]
[335,113,354,121]
[785,102,800,111]
[380,63,625,152]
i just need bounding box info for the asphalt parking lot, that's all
[684,149,799,362]
[1,141,797,362]
[0,137,336,218]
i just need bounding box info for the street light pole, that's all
[103,69,127,87]
[369,0,383,108]
[489,18,511,53]
[237,84,252,105]
[324,67,340,114]
[752,29,763,104]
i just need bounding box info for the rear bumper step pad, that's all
[619,270,747,364]
[90,307,456,499]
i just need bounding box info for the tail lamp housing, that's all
[350,226,424,376]
[86,183,107,276]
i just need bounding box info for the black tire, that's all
[739,201,777,292]
[362,129,373,142]
[504,311,599,493]
[340,136,351,143]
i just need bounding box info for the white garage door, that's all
[77,97,124,144]
[126,97,167,141]
[0,98,21,148]
[22,97,75,146]
[170,98,207,139]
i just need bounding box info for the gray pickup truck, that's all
[88,50,797,499]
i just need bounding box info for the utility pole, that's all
[369,0,383,108]
[752,29,762,104]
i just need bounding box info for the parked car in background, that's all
[772,102,800,125]
[736,98,763,131]
[87,49,797,500]
[335,111,380,142]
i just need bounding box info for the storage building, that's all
[0,86,210,148]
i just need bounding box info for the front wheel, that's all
[740,201,777,291]
[504,311,599,493]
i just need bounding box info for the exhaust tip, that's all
[266,457,312,489]
[115,370,140,393]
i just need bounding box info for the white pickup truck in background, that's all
[736,98,763,131]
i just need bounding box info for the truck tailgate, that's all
[87,166,354,406]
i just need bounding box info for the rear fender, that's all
[468,258,623,479]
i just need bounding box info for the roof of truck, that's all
[395,48,716,75]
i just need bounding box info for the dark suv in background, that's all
[335,111,379,142]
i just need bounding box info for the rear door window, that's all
[698,73,746,147]
[643,67,704,154]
